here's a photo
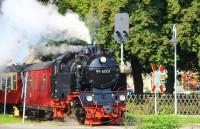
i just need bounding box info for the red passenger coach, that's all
[0,65,26,113]
[24,61,54,119]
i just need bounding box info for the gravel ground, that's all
[1,121,199,129]
[0,120,126,129]
[0,124,125,129]
[180,124,200,129]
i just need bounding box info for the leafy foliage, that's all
[56,0,91,17]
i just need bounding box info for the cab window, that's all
[54,65,57,74]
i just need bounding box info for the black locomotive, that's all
[51,44,127,124]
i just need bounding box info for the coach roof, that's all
[4,64,29,73]
[24,61,54,71]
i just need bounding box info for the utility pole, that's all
[3,75,8,115]
[170,24,177,115]
[22,72,28,123]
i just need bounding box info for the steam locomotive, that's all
[0,44,127,125]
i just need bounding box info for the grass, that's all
[126,114,200,124]
[178,115,200,125]
[0,114,23,124]
[125,113,200,129]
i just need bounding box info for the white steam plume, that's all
[35,44,83,56]
[0,0,91,66]
[23,44,83,64]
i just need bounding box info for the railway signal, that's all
[115,13,129,43]
[115,13,129,72]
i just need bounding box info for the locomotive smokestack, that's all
[95,44,104,55]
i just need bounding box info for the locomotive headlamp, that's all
[86,95,93,102]
[119,95,126,101]
[100,56,107,63]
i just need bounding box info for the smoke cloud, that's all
[35,44,83,56]
[0,0,91,66]
[23,44,83,64]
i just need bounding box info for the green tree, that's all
[125,0,200,93]
[123,0,170,93]
[178,1,200,70]
[56,0,91,17]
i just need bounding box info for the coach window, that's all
[29,76,32,87]
[7,76,11,90]
[42,74,46,90]
[12,74,17,90]
[2,78,6,90]
[0,76,2,90]
[32,75,36,89]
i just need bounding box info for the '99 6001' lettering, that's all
[96,69,111,74]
